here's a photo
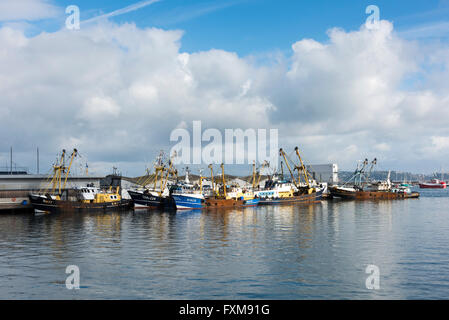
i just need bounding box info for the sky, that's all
[1,0,449,176]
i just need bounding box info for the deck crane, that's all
[159,152,177,197]
[279,148,299,189]
[208,164,215,195]
[220,163,227,198]
[251,161,257,190]
[341,158,370,189]
[44,149,77,198]
[62,149,78,192]
[153,165,164,190]
[280,161,284,180]
[256,161,270,189]
[351,158,369,188]
[359,158,369,187]
[294,147,311,189]
[142,168,155,188]
[50,149,66,194]
[363,158,377,187]
[199,169,204,193]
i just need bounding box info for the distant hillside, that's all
[338,171,448,183]
[123,174,259,186]
[123,171,448,186]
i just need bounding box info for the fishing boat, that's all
[256,179,325,205]
[419,179,447,189]
[204,164,260,209]
[171,168,205,210]
[330,158,420,200]
[172,192,204,210]
[128,189,176,209]
[127,152,177,210]
[255,147,324,205]
[28,149,132,214]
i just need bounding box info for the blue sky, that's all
[11,0,449,54]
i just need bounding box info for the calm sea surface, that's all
[1,188,449,300]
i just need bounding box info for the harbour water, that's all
[1,188,448,299]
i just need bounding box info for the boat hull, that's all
[329,187,420,200]
[204,197,260,209]
[419,183,446,189]
[128,190,176,209]
[172,194,204,210]
[29,194,133,214]
[258,189,323,205]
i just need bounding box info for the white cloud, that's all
[0,0,60,22]
[375,143,391,152]
[79,96,121,121]
[1,20,449,174]
[430,136,449,152]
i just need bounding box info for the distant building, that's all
[306,164,338,184]
[0,174,103,191]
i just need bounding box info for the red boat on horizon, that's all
[419,179,447,189]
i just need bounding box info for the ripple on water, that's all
[1,195,449,299]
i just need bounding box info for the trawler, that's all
[204,164,260,208]
[255,147,324,205]
[171,168,205,210]
[329,158,420,200]
[28,149,132,213]
[127,151,177,209]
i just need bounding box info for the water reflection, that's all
[1,196,449,299]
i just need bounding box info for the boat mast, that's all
[153,151,165,190]
[51,150,65,194]
[208,164,215,194]
[252,161,257,190]
[363,158,377,188]
[295,147,311,189]
[199,169,203,193]
[280,148,298,189]
[256,161,269,188]
[62,149,78,191]
[160,161,173,197]
[221,163,227,198]
[280,161,284,180]
[355,159,368,188]
[153,167,161,190]
[159,167,165,191]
